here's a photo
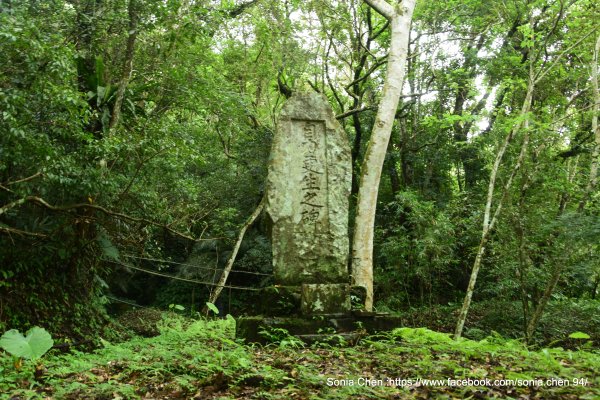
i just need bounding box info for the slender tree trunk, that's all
[351,109,364,197]
[399,119,413,187]
[454,77,534,339]
[516,193,531,335]
[204,196,265,312]
[352,0,415,311]
[513,144,545,338]
[349,8,376,199]
[579,34,600,211]
[526,264,563,342]
[388,151,401,195]
[558,157,579,214]
[526,34,600,340]
[109,0,138,133]
[455,23,592,337]
[452,35,486,189]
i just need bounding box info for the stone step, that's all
[236,314,403,344]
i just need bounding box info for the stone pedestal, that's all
[300,284,350,315]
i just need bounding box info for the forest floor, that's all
[1,314,599,400]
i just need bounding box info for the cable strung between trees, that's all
[103,259,263,291]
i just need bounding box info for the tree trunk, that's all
[579,34,600,211]
[351,108,364,197]
[454,77,534,339]
[512,144,545,338]
[388,151,401,195]
[109,0,138,133]
[351,0,415,311]
[515,190,531,336]
[451,35,486,189]
[525,265,563,342]
[526,34,600,340]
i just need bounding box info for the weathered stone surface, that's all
[235,313,404,344]
[300,284,350,315]
[267,92,352,286]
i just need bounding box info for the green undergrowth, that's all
[1,315,598,399]
[395,299,600,349]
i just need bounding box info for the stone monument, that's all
[267,92,352,315]
[236,93,401,343]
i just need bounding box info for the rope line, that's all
[121,254,272,277]
[105,295,150,309]
[104,259,262,291]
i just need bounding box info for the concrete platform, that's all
[235,311,403,344]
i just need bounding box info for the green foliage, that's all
[169,304,185,312]
[0,327,53,361]
[258,327,305,349]
[400,299,600,349]
[116,308,163,338]
[0,0,270,338]
[205,302,219,315]
[1,320,598,399]
[568,332,591,340]
[376,190,457,307]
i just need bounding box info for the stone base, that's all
[235,312,403,344]
[258,284,350,316]
[301,283,350,315]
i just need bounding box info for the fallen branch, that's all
[204,195,266,313]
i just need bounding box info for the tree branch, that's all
[215,126,237,160]
[4,172,43,186]
[325,40,345,113]
[118,147,174,200]
[0,226,47,238]
[534,29,596,84]
[2,196,218,243]
[336,106,375,120]
[227,0,258,18]
[344,56,388,91]
[370,20,390,41]
[277,70,293,99]
[363,0,395,20]
[0,197,27,216]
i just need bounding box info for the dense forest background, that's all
[1,0,599,347]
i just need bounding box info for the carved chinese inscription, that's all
[266,93,351,312]
[298,121,327,226]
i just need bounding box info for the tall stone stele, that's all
[266,92,352,316]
